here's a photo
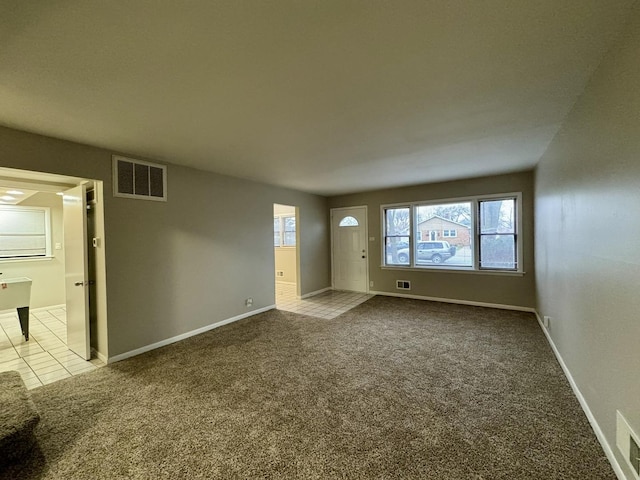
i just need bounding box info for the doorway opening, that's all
[0,167,108,388]
[273,204,300,306]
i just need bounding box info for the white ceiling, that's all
[0,1,635,195]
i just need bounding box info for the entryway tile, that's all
[0,305,104,389]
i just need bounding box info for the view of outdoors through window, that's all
[385,207,410,265]
[384,196,518,271]
[415,202,472,267]
[274,215,296,247]
[479,199,516,269]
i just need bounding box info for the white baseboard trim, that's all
[91,348,108,364]
[300,286,332,299]
[0,303,66,316]
[107,304,276,364]
[369,290,536,313]
[533,312,627,480]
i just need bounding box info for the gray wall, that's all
[535,7,640,479]
[329,171,535,308]
[0,126,331,358]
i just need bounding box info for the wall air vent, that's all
[396,280,411,290]
[113,155,167,201]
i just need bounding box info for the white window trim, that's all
[381,192,523,274]
[0,205,52,260]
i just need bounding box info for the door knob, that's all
[74,281,84,286]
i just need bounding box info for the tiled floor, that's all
[0,306,103,389]
[276,283,373,319]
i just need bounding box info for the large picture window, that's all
[382,193,521,272]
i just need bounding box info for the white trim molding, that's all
[300,286,332,299]
[369,290,535,313]
[107,305,275,364]
[534,312,627,480]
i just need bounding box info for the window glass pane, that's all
[283,232,296,246]
[415,202,471,267]
[384,207,410,265]
[386,208,410,236]
[274,218,281,247]
[385,236,410,265]
[480,235,516,269]
[480,199,515,234]
[339,216,359,227]
[283,216,296,246]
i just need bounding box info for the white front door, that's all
[332,207,368,292]
[63,185,90,359]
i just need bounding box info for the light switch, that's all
[55,243,62,250]
[369,236,375,242]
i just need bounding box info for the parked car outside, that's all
[397,241,456,264]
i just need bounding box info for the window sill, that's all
[0,256,54,264]
[380,265,525,277]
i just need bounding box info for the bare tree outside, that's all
[385,208,410,264]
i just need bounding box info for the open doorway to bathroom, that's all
[273,204,300,307]
[0,167,108,389]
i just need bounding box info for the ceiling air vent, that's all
[113,155,167,201]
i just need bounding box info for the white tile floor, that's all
[276,283,373,319]
[0,306,103,389]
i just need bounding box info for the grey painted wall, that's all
[329,171,535,308]
[0,126,331,358]
[535,7,640,479]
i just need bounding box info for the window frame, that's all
[0,205,53,262]
[381,192,523,274]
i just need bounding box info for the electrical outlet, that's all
[369,281,374,288]
[245,297,253,307]
[543,316,551,328]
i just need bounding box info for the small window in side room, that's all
[0,206,51,259]
[274,215,296,247]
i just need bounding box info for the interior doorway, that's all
[331,206,369,293]
[0,167,107,374]
[273,204,300,305]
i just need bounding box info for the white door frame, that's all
[330,206,369,293]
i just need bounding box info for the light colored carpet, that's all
[1,296,614,479]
